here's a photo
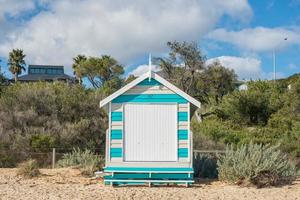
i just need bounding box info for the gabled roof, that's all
[99,71,201,108]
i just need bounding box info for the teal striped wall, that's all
[111,108,123,159]
[178,130,188,140]
[112,94,188,104]
[178,148,188,158]
[111,112,123,121]
[111,130,122,139]
[110,148,122,158]
[178,112,188,121]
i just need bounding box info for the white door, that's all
[124,104,177,162]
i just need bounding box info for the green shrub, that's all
[217,142,297,187]
[0,82,107,160]
[17,159,40,178]
[194,153,218,179]
[57,148,103,176]
[30,134,55,152]
[0,154,17,167]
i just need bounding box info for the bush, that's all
[17,159,40,178]
[30,134,55,152]
[0,154,17,167]
[194,153,218,179]
[217,81,284,126]
[217,143,297,187]
[57,148,103,176]
[0,82,107,161]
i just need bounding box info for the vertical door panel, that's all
[124,104,177,161]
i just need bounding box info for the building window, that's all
[29,66,64,74]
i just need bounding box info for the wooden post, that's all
[52,148,56,169]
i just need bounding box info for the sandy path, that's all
[0,168,299,200]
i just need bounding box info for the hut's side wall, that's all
[107,78,191,167]
[110,103,124,162]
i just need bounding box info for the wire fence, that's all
[0,148,225,168]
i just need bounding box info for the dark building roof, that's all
[18,64,75,82]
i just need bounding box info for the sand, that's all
[0,168,299,200]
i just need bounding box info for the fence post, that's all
[52,148,56,169]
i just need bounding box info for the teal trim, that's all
[104,180,194,186]
[110,148,122,158]
[178,112,188,121]
[111,130,122,139]
[104,167,193,172]
[111,112,123,121]
[178,130,188,140]
[137,78,162,86]
[104,173,193,180]
[112,94,188,103]
[178,148,188,158]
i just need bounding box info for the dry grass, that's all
[17,159,40,178]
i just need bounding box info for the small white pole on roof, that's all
[148,53,152,82]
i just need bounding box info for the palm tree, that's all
[72,54,87,84]
[8,49,26,82]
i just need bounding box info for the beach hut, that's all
[99,67,201,186]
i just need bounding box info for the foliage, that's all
[30,134,55,152]
[125,74,136,84]
[192,76,300,158]
[217,143,296,187]
[217,81,285,125]
[157,41,237,107]
[0,72,6,85]
[194,153,218,179]
[156,41,207,102]
[72,54,87,84]
[200,61,237,104]
[0,82,108,165]
[79,55,124,89]
[17,159,40,178]
[8,49,26,82]
[57,148,104,176]
[0,154,17,167]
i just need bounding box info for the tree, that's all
[72,54,87,84]
[8,49,26,82]
[156,41,206,101]
[218,81,284,125]
[125,74,136,84]
[81,55,124,89]
[202,61,237,104]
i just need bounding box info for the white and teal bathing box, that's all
[100,71,201,184]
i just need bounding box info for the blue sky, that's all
[0,0,300,81]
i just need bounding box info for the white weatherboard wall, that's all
[124,104,177,162]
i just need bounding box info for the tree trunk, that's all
[14,74,18,82]
[194,109,202,123]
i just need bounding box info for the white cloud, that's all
[0,0,252,74]
[207,56,262,79]
[288,63,298,70]
[0,0,36,39]
[129,64,160,77]
[207,27,300,52]
[0,0,35,21]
